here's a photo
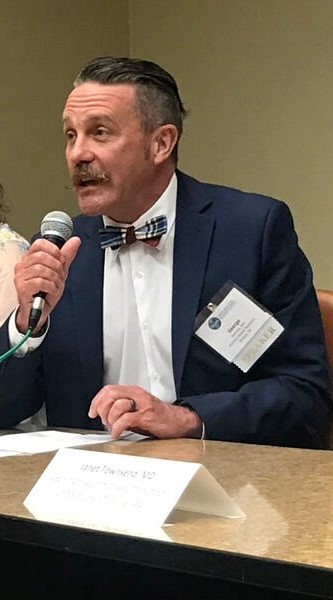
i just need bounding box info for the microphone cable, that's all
[0,328,33,364]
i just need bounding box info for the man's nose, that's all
[67,137,94,164]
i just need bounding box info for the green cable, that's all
[0,328,32,364]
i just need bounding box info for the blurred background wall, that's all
[1,0,333,287]
[0,0,129,238]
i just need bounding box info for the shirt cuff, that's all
[8,309,49,357]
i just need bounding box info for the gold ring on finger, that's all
[128,398,137,412]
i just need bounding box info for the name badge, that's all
[195,282,284,373]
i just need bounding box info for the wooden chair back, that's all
[316,289,333,448]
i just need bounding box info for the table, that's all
[1,435,333,599]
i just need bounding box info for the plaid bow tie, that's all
[99,215,168,250]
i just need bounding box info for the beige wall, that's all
[130,0,333,288]
[2,0,333,287]
[0,0,129,240]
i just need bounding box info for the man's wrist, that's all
[9,310,49,357]
[182,404,204,439]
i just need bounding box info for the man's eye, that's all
[94,128,108,138]
[65,130,76,142]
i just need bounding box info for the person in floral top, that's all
[0,183,29,325]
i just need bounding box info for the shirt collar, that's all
[102,173,177,255]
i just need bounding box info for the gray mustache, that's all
[71,168,110,187]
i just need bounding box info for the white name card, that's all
[24,448,244,536]
[195,286,284,373]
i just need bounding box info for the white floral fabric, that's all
[0,223,29,326]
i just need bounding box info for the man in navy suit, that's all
[0,56,331,447]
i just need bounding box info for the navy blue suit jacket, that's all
[0,171,331,447]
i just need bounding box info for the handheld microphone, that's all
[28,211,74,331]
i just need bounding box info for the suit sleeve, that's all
[0,326,44,427]
[181,201,332,448]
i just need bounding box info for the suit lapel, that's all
[69,218,105,403]
[172,173,215,395]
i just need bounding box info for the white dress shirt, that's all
[102,173,177,402]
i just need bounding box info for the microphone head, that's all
[40,211,73,242]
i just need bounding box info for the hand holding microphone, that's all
[14,211,81,334]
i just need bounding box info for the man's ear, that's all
[152,124,179,165]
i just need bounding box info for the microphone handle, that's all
[42,233,66,249]
[28,295,46,332]
[28,233,66,331]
